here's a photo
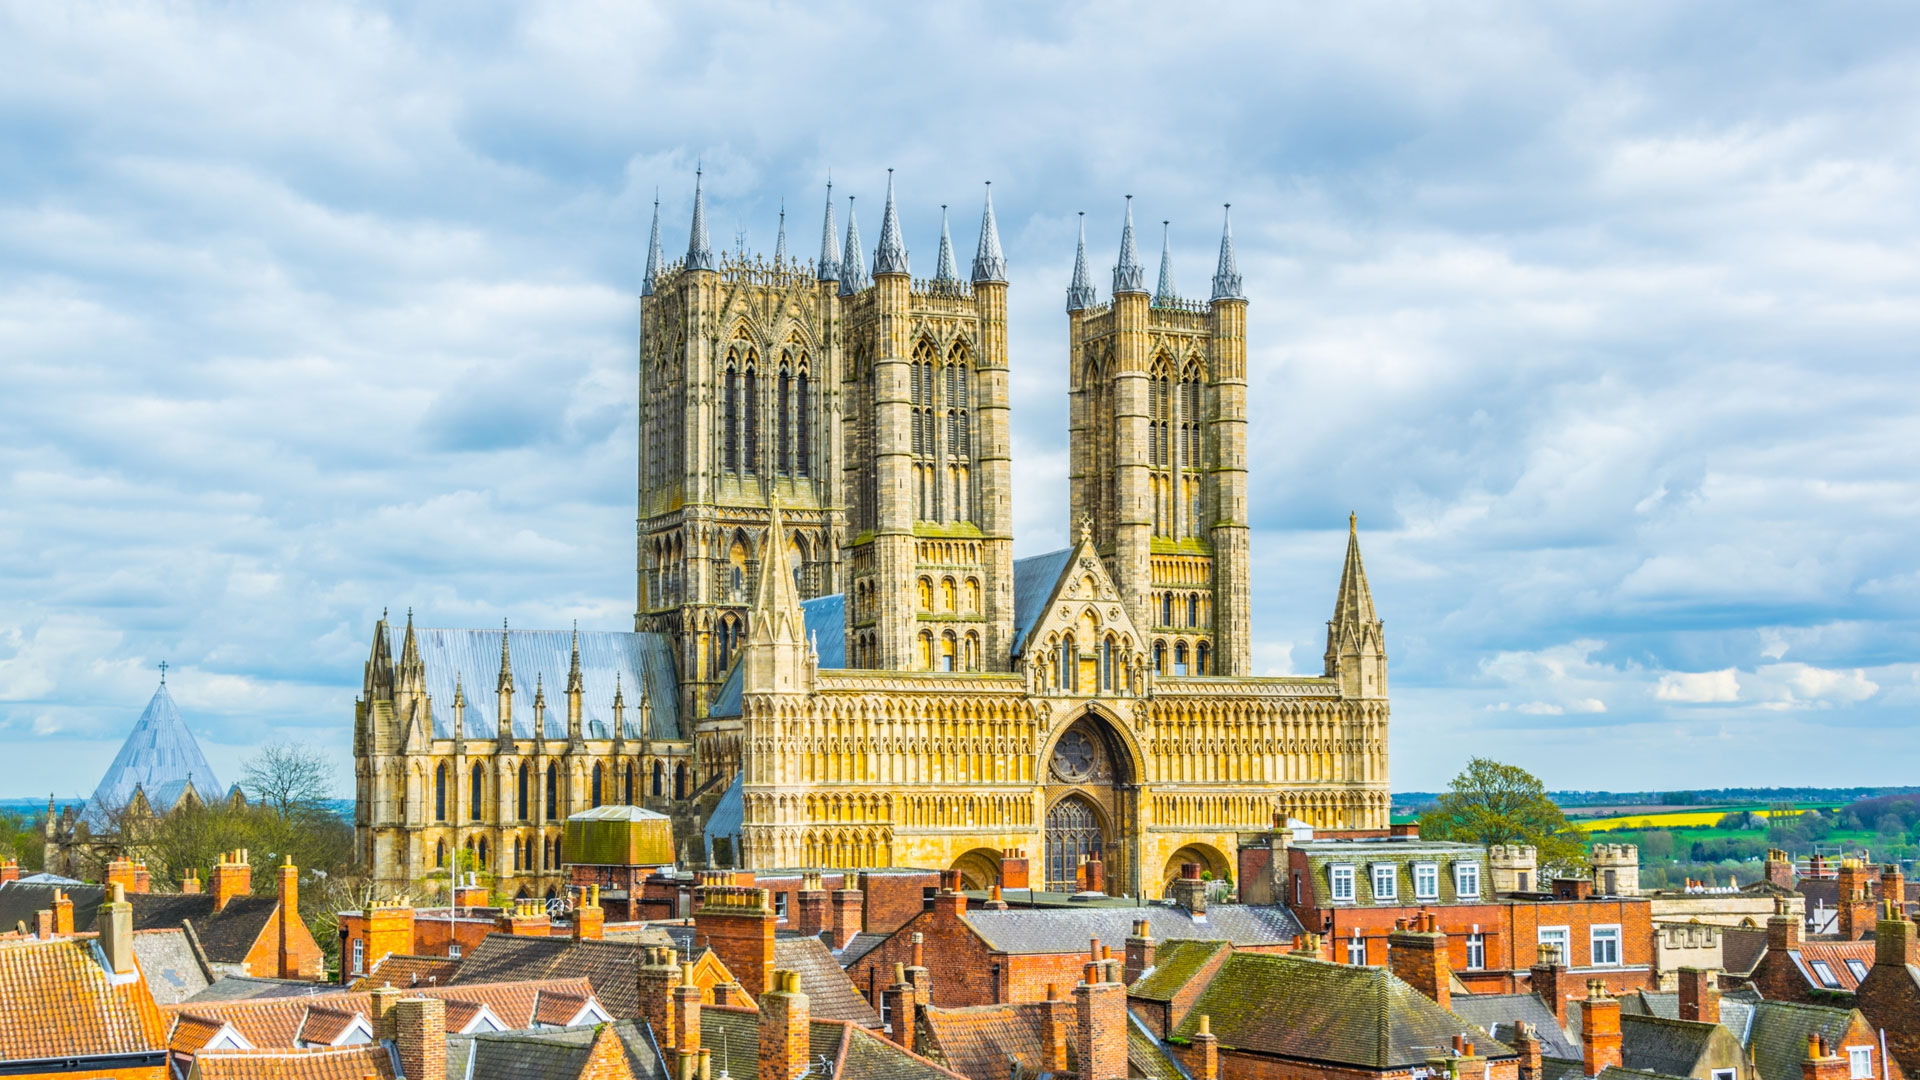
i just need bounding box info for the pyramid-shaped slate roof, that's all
[84,682,221,827]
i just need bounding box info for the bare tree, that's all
[241,740,337,821]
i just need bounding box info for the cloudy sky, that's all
[3,2,1918,799]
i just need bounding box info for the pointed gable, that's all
[84,682,223,827]
[1013,532,1140,663]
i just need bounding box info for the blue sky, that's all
[3,2,1918,797]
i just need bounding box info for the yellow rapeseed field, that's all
[1572,807,1816,833]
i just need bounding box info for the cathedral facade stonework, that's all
[354,173,1390,898]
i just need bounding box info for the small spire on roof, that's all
[1113,196,1146,295]
[1155,221,1177,303]
[567,621,583,695]
[932,205,958,283]
[686,164,715,272]
[1211,203,1244,302]
[1067,212,1096,311]
[773,199,788,268]
[817,177,840,282]
[158,660,168,686]
[971,182,1007,284]
[873,169,908,277]
[497,620,513,693]
[839,197,868,296]
[642,189,663,296]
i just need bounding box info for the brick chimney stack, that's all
[276,856,303,977]
[673,962,703,1080]
[1881,864,1907,918]
[1677,967,1719,1025]
[1075,961,1127,1080]
[0,858,17,885]
[795,872,828,939]
[180,869,201,894]
[1190,1015,1219,1080]
[1531,944,1569,1028]
[1837,859,1875,941]
[1512,1022,1543,1080]
[1767,897,1801,953]
[51,889,74,936]
[1873,904,1916,970]
[105,859,139,895]
[1579,981,1622,1078]
[885,963,917,1050]
[1078,854,1106,896]
[1171,863,1207,916]
[637,945,681,1050]
[1765,849,1795,891]
[394,996,447,1080]
[452,873,489,908]
[758,969,810,1080]
[573,885,605,941]
[503,898,551,936]
[369,985,401,1040]
[97,882,136,977]
[210,849,252,912]
[1802,1035,1850,1080]
[1124,919,1157,985]
[1389,911,1450,1010]
[1040,984,1071,1075]
[696,886,778,998]
[999,849,1030,891]
[828,880,863,950]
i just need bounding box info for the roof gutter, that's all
[0,1051,168,1075]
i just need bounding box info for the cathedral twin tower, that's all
[637,171,1251,716]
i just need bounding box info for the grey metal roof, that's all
[802,593,846,667]
[1011,549,1073,657]
[702,771,745,861]
[84,682,222,827]
[959,903,1300,956]
[403,628,680,742]
[1451,993,1579,1059]
[708,661,744,719]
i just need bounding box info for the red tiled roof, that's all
[160,977,597,1051]
[0,936,168,1063]
[190,1045,396,1079]
[1788,941,1877,992]
[167,1013,230,1055]
[533,990,591,1027]
[922,1002,1054,1080]
[293,1005,362,1046]
[350,953,458,991]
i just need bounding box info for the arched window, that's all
[652,760,664,797]
[675,763,687,800]
[918,630,934,670]
[1154,640,1167,675]
[940,577,956,611]
[591,763,604,808]
[1045,795,1105,893]
[1188,594,1199,627]
[940,632,957,673]
[545,763,558,818]
[1162,593,1173,627]
[1174,641,1189,677]
[623,762,634,804]
[965,631,980,672]
[513,836,522,871]
[1102,636,1116,692]
[435,841,446,868]
[477,838,489,866]
[777,360,792,475]
[796,367,811,477]
[434,764,447,822]
[743,361,759,473]
[1196,642,1210,676]
[964,578,980,613]
[517,762,530,821]
[1058,633,1077,693]
[724,362,739,472]
[469,765,484,821]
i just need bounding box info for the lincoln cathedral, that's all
[354,169,1391,898]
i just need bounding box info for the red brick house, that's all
[0,886,170,1080]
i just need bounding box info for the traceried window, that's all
[517,762,530,821]
[469,764,484,821]
[795,367,810,477]
[743,360,760,473]
[777,360,792,475]
[723,361,740,472]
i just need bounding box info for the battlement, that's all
[697,884,773,916]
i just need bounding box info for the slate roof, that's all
[189,1045,396,1079]
[1011,549,1074,657]
[703,1004,967,1080]
[190,896,280,964]
[1291,838,1488,907]
[774,934,881,1026]
[1722,927,1768,977]
[189,975,341,1002]
[704,771,746,859]
[1128,1009,1192,1080]
[960,904,1301,956]
[1742,1000,1866,1080]
[0,936,170,1065]
[83,681,222,826]
[1165,951,1514,1070]
[709,661,745,719]
[804,594,848,666]
[446,935,647,1017]
[447,1019,668,1080]
[1129,939,1230,1002]
[1449,992,1579,1059]
[1617,1015,1722,1078]
[0,882,281,966]
[133,927,214,1004]
[838,931,889,969]
[402,628,682,741]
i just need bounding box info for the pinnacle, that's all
[971,182,1007,284]
[817,179,840,282]
[873,169,909,277]
[686,165,714,272]
[1113,196,1147,295]
[772,199,788,268]
[1067,212,1096,311]
[1331,514,1378,628]
[642,190,663,296]
[1155,220,1177,303]
[933,204,958,283]
[1211,202,1244,302]
[839,197,868,296]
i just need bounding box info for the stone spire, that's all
[933,205,958,283]
[1324,513,1386,696]
[1066,212,1096,311]
[496,619,514,693]
[839,197,868,296]
[1211,203,1244,301]
[685,166,714,272]
[873,169,909,277]
[1155,220,1177,303]
[744,499,811,694]
[1331,513,1377,627]
[752,500,804,638]
[642,190,663,296]
[1113,196,1146,295]
[397,608,423,686]
[772,199,788,268]
[817,179,840,282]
[566,621,584,695]
[971,182,1007,284]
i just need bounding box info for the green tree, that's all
[1420,758,1589,875]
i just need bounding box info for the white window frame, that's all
[774,892,788,920]
[1847,1047,1873,1080]
[1538,926,1570,967]
[351,937,364,975]
[1844,959,1869,982]
[1372,864,1398,901]
[1413,862,1439,900]
[1712,1070,1737,1080]
[1455,863,1481,899]
[448,943,462,959]
[1810,960,1840,988]
[1330,864,1355,903]
[1464,932,1486,971]
[1590,924,1621,967]
[1345,933,1367,966]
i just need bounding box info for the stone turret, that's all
[1590,844,1639,896]
[1325,515,1386,700]
[1490,844,1540,894]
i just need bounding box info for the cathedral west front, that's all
[354,170,1390,899]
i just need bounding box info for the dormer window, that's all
[1330,864,1355,903]
[1455,863,1481,899]
[1371,864,1397,901]
[1413,863,1439,900]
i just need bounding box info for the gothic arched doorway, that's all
[1046,795,1105,893]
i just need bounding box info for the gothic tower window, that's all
[545,762,558,818]
[940,632,957,672]
[434,764,447,822]
[517,762,529,821]
[469,764,484,821]
[1101,635,1116,691]
[1045,795,1104,893]
[652,760,664,797]
[435,840,446,868]
[1196,641,1210,676]
[591,763,604,808]
[1181,360,1204,536]
[623,763,633,804]
[777,358,792,475]
[795,363,810,477]
[1057,633,1078,692]
[724,360,740,472]
[675,762,687,799]
[743,357,760,473]
[1149,356,1174,537]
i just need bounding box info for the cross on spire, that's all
[158,661,168,685]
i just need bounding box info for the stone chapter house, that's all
[355,171,1391,899]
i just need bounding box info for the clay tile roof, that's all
[189,1045,396,1079]
[0,936,169,1063]
[1166,951,1512,1069]
[703,1004,968,1080]
[774,935,881,1026]
[533,990,591,1027]
[350,953,458,991]
[1788,940,1876,991]
[921,1003,1051,1080]
[294,1004,363,1046]
[168,1012,230,1055]
[162,977,598,1050]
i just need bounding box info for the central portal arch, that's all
[1041,708,1140,894]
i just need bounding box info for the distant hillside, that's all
[1393,786,1920,813]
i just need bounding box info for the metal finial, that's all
[158,661,167,685]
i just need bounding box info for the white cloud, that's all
[1656,669,1742,704]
